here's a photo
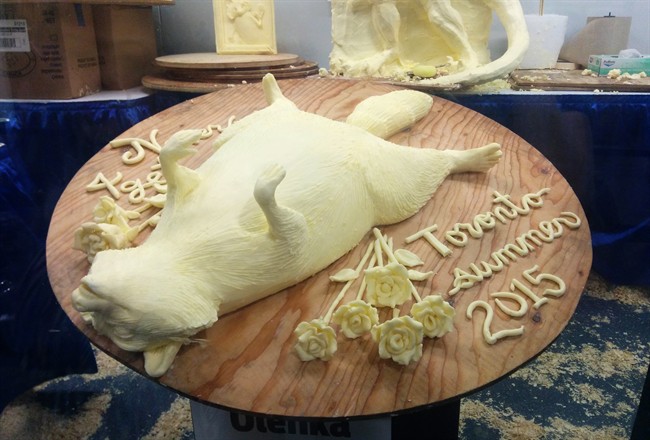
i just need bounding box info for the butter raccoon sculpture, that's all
[72,74,501,377]
[330,0,529,86]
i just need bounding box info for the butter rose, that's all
[73,222,133,262]
[332,300,379,339]
[410,295,455,338]
[294,319,337,361]
[365,262,411,308]
[371,316,423,365]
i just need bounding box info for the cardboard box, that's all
[587,54,650,76]
[92,5,157,90]
[0,3,101,100]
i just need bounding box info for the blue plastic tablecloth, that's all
[0,92,189,410]
[449,93,650,286]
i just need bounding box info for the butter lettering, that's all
[445,189,550,248]
[511,278,548,309]
[449,211,581,295]
[523,266,566,298]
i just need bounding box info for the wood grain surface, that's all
[46,77,592,419]
[141,75,233,94]
[164,61,320,81]
[510,69,650,92]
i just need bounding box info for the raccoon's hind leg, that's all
[254,163,308,242]
[364,141,501,225]
[447,142,502,174]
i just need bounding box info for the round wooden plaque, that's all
[164,61,320,82]
[47,77,591,419]
[154,53,302,70]
[141,75,233,94]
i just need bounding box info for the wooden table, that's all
[47,77,592,421]
[510,69,650,92]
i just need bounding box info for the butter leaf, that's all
[408,269,434,281]
[329,268,359,283]
[394,249,424,267]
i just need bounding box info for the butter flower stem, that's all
[323,239,374,323]
[372,228,423,303]
[355,253,376,301]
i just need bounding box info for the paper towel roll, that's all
[519,15,568,69]
[559,17,632,66]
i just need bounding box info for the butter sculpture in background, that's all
[214,0,277,54]
[72,74,501,377]
[330,0,529,87]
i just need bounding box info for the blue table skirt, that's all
[448,93,650,286]
[0,93,186,410]
[0,90,648,410]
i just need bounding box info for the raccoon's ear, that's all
[143,342,182,377]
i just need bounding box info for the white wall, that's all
[154,0,650,67]
[491,0,650,59]
[154,0,333,66]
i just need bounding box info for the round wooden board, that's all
[164,61,320,82]
[155,53,302,70]
[141,75,235,94]
[47,77,591,419]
